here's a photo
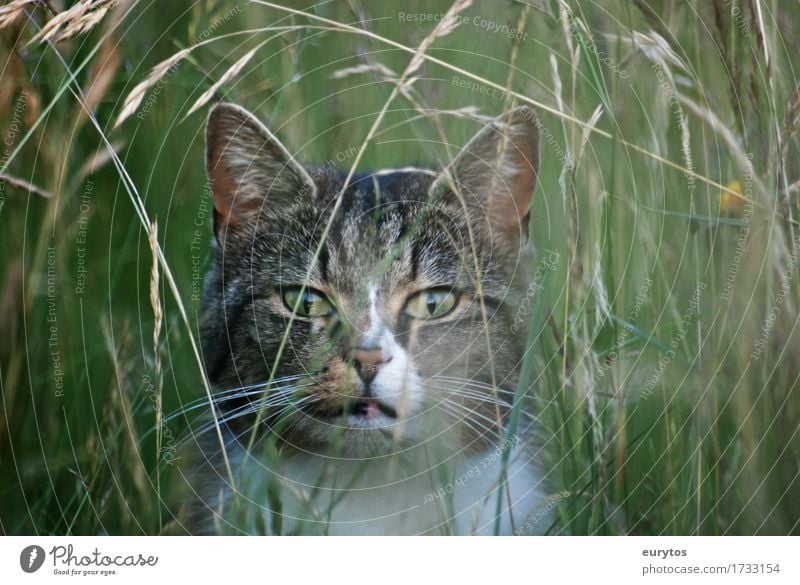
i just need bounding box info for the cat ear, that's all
[429,106,540,240]
[205,102,316,237]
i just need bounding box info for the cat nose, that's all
[352,347,391,385]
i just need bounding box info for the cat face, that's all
[201,103,539,455]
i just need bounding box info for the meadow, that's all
[1,0,798,535]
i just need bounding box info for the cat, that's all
[185,101,549,535]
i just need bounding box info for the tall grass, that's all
[0,0,798,535]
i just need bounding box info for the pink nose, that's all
[352,347,391,384]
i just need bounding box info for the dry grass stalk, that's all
[0,172,52,198]
[629,30,688,78]
[677,93,768,201]
[577,104,603,168]
[331,62,397,80]
[114,47,192,128]
[100,319,149,506]
[372,106,493,142]
[785,86,800,143]
[0,0,38,29]
[115,24,320,127]
[29,0,118,45]
[631,0,684,61]
[404,0,472,83]
[550,53,565,121]
[185,46,260,118]
[711,0,745,139]
[148,220,163,392]
[148,220,164,522]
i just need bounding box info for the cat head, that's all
[201,102,540,456]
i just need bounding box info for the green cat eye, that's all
[404,289,459,320]
[282,287,335,317]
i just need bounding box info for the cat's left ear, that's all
[429,106,540,241]
[205,102,316,238]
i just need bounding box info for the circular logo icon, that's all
[20,545,46,573]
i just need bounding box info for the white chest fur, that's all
[219,441,548,535]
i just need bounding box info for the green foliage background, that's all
[1,0,799,534]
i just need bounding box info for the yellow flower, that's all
[718,180,744,216]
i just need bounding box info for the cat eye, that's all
[282,287,335,318]
[404,288,459,320]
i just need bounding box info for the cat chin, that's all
[318,422,425,458]
[333,432,408,458]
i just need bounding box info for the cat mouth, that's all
[347,399,398,420]
[314,399,398,421]
[308,398,398,427]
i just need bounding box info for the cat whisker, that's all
[426,385,515,409]
[436,401,506,443]
[436,396,539,437]
[425,382,539,416]
[437,398,508,430]
[177,392,318,447]
[198,374,312,401]
[212,382,317,407]
[165,380,316,423]
[428,376,519,395]
[189,395,320,459]
[428,375,555,405]
[205,374,313,399]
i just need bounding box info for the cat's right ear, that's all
[429,106,539,243]
[205,102,316,239]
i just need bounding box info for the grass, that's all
[1,0,799,535]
